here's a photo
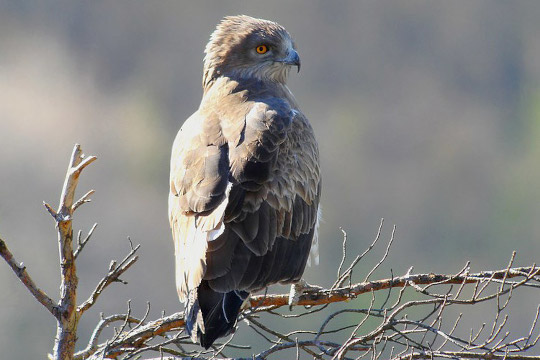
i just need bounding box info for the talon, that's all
[288,279,322,309]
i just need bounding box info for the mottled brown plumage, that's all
[169,15,321,348]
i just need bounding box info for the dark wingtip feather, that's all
[195,281,249,348]
[200,331,218,349]
[184,289,203,344]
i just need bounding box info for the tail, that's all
[185,280,249,349]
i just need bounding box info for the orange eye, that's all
[256,45,268,54]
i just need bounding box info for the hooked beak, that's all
[278,49,301,72]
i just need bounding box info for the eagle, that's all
[168,15,321,348]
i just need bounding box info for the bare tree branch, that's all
[0,237,58,316]
[75,313,142,360]
[247,266,540,309]
[77,262,540,359]
[332,218,384,289]
[47,144,97,360]
[392,351,540,360]
[72,189,95,213]
[73,223,97,259]
[77,239,140,314]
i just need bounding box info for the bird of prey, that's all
[169,15,321,348]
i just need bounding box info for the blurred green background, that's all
[1,1,540,358]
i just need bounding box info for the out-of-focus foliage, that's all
[1,1,540,358]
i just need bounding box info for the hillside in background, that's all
[1,1,540,358]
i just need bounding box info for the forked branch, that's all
[78,239,140,314]
[45,144,97,360]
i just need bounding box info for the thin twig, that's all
[72,189,96,212]
[364,224,396,282]
[77,240,140,314]
[333,218,385,289]
[74,223,98,259]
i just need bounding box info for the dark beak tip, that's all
[280,50,301,73]
[293,52,301,73]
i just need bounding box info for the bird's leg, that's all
[288,279,323,309]
[239,291,253,311]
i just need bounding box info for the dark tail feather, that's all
[184,280,249,349]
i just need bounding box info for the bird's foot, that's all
[288,279,323,309]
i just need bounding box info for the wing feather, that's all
[170,84,321,302]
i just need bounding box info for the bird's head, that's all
[203,15,300,88]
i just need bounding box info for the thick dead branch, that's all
[46,144,97,360]
[248,266,540,309]
[1,144,100,360]
[1,141,142,360]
